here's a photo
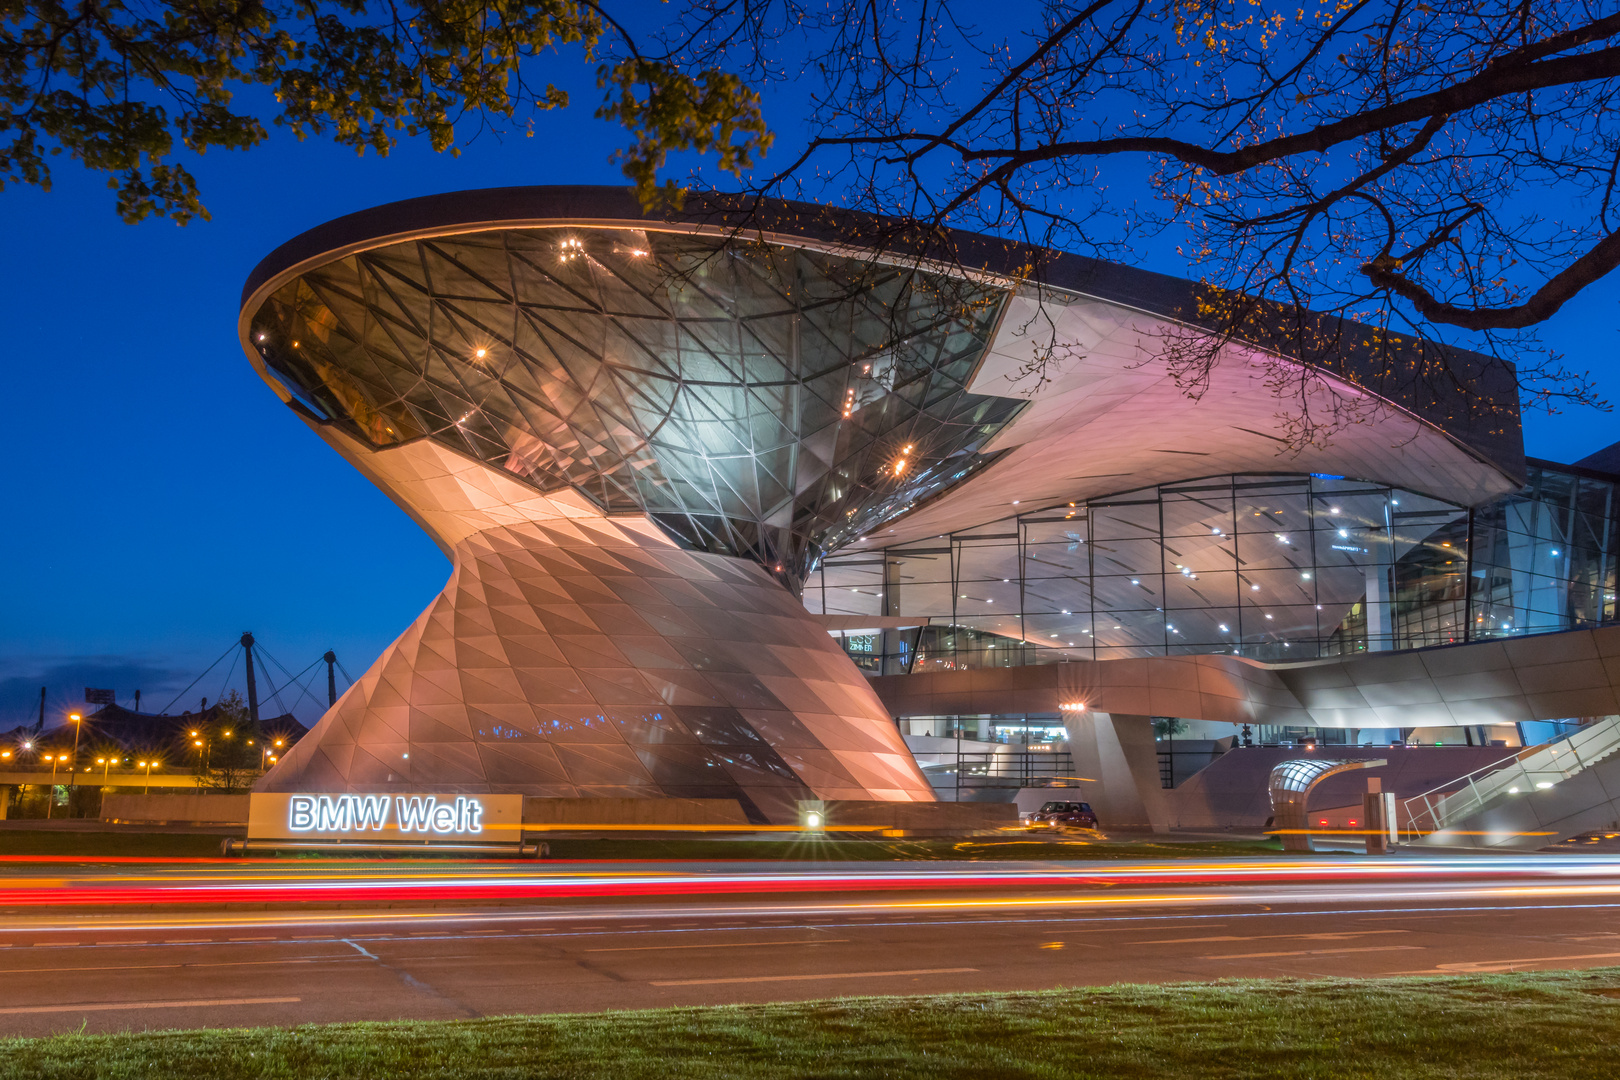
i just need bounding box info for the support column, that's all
[1060,711,1171,832]
[1365,535,1394,652]
[240,632,261,724]
[880,556,907,675]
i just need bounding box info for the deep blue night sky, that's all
[2,61,1618,729]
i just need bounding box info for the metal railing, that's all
[1404,715,1620,833]
[953,752,1081,795]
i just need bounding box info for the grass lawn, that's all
[2,970,1616,1078]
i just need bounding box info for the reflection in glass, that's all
[813,466,1620,671]
[249,230,1025,592]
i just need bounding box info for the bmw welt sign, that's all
[248,792,523,842]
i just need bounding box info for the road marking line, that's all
[229,937,276,942]
[1140,930,1408,945]
[0,958,355,975]
[587,939,846,953]
[1434,951,1620,972]
[1204,946,1425,960]
[0,996,300,1016]
[651,967,977,987]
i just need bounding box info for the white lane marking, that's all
[0,996,300,1016]
[0,958,357,975]
[652,967,977,987]
[587,939,847,953]
[1204,946,1424,960]
[1139,930,1409,945]
[1433,951,1620,973]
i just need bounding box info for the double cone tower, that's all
[240,187,1029,822]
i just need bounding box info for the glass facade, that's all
[247,229,1023,591]
[810,463,1620,672]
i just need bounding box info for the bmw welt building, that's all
[240,186,1620,836]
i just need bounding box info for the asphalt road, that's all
[1,856,1619,1036]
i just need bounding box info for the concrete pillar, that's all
[1365,546,1393,652]
[880,557,907,675]
[1062,711,1171,832]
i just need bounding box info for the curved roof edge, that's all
[241,184,1525,486]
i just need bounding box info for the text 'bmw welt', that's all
[287,794,485,834]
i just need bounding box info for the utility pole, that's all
[240,632,260,724]
[134,689,141,714]
[324,651,338,707]
[36,687,44,734]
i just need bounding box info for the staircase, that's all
[1405,716,1620,848]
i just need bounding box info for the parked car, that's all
[1028,800,1099,829]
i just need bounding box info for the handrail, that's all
[1403,716,1620,833]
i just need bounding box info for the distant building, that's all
[21,704,308,759]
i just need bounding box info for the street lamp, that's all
[43,754,62,819]
[67,713,83,792]
[96,756,112,785]
[137,760,159,795]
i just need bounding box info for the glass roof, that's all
[248,229,1022,591]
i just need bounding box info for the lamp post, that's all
[43,754,61,819]
[67,713,82,791]
[96,756,112,785]
[137,760,158,795]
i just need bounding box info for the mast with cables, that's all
[240,632,261,725]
